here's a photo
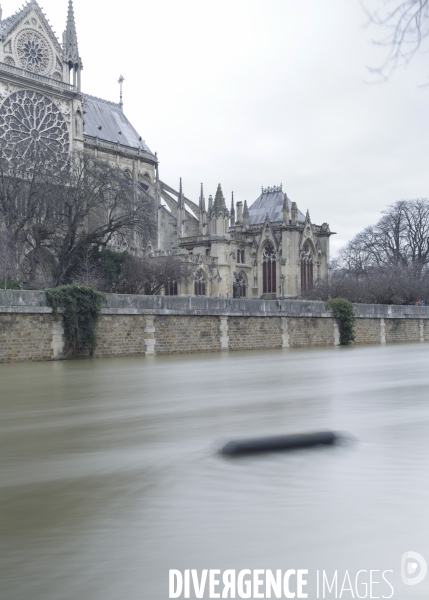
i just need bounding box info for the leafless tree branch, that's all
[363,0,429,78]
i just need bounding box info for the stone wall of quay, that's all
[92,315,147,359]
[154,316,221,354]
[2,291,429,362]
[0,313,54,362]
[228,317,283,351]
[354,318,382,345]
[287,317,335,348]
[384,318,421,344]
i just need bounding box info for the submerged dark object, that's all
[220,430,337,456]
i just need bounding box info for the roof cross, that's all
[118,75,124,111]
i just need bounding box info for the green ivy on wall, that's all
[46,284,105,358]
[326,298,356,345]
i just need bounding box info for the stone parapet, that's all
[3,291,429,319]
[2,292,429,363]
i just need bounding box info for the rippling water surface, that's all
[1,344,429,600]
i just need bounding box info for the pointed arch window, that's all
[233,271,247,298]
[262,243,276,294]
[301,242,314,292]
[194,270,206,296]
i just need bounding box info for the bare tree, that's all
[364,0,429,78]
[143,254,194,295]
[0,152,56,285]
[115,253,194,295]
[338,199,429,274]
[48,151,156,286]
[305,198,429,304]
[0,150,157,288]
[71,246,106,289]
[306,264,429,304]
[0,228,18,289]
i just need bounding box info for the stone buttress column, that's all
[144,316,156,355]
[334,319,340,346]
[281,317,289,348]
[380,318,386,344]
[220,316,229,351]
[51,320,65,359]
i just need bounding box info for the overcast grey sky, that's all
[2,0,429,254]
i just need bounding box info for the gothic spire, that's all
[63,0,82,90]
[283,193,290,223]
[243,199,249,218]
[179,177,183,201]
[229,192,236,227]
[199,183,205,212]
[63,0,80,65]
[213,183,226,212]
[230,192,235,217]
[243,200,250,227]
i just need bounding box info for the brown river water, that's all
[1,344,428,600]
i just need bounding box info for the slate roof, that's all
[83,94,154,155]
[248,188,305,225]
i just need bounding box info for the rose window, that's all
[0,90,70,164]
[16,30,52,74]
[262,243,276,263]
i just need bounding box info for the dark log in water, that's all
[220,431,337,456]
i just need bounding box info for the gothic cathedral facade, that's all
[0,0,333,299]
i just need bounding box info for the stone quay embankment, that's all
[1,291,429,362]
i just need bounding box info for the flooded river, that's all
[1,344,429,600]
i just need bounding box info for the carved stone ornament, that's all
[15,29,53,75]
[52,97,71,122]
[261,184,282,194]
[0,90,70,164]
[0,82,18,100]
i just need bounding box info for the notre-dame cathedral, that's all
[0,0,333,299]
